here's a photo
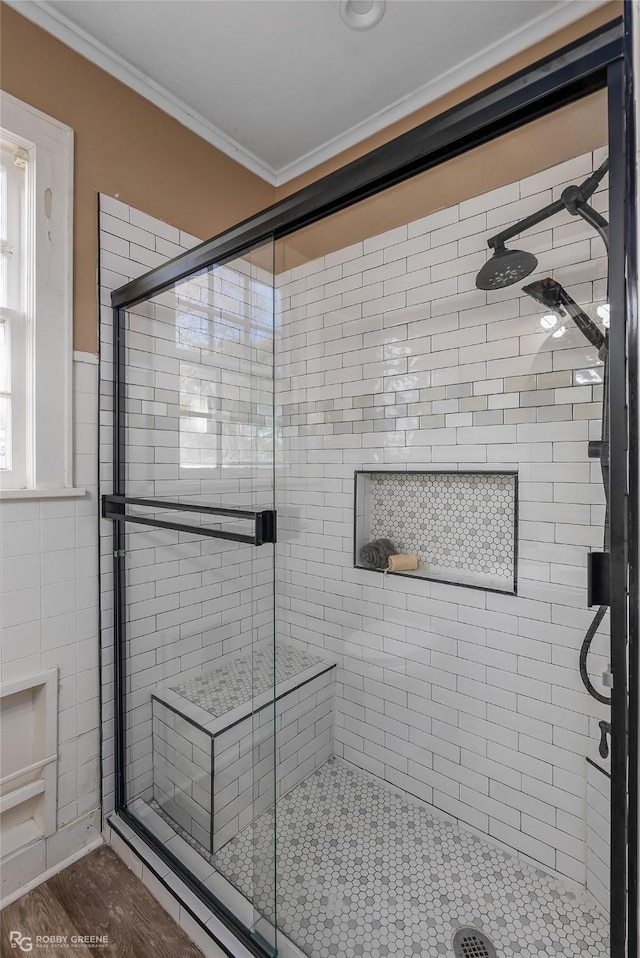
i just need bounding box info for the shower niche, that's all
[354,469,518,593]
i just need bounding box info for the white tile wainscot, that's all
[0,354,101,904]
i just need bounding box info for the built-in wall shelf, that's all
[354,470,518,594]
[0,670,58,857]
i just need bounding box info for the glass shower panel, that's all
[269,90,612,957]
[104,76,621,958]
[118,241,278,951]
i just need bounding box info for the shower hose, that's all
[579,338,611,707]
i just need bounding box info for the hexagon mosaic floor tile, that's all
[214,760,608,958]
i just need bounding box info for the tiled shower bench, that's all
[151,642,335,854]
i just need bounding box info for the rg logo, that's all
[9,932,33,952]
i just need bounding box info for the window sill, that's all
[0,487,87,501]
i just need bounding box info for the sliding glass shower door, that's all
[103,19,634,957]
[108,240,279,952]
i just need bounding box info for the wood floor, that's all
[1,845,205,957]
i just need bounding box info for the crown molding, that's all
[274,0,608,185]
[8,0,607,190]
[5,0,278,186]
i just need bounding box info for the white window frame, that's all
[0,92,74,495]
[1,139,29,486]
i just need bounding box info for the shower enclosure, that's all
[100,17,637,958]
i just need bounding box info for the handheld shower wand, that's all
[521,278,606,354]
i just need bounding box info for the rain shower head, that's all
[475,157,609,295]
[475,245,538,291]
[521,277,566,314]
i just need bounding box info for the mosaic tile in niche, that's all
[363,472,516,584]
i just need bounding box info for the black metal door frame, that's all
[608,50,633,956]
[622,6,639,956]
[104,11,638,957]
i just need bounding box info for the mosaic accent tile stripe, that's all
[170,642,325,717]
[278,373,602,435]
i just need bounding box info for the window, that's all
[0,93,73,495]
[1,140,27,483]
[173,273,273,471]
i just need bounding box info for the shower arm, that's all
[487,198,564,250]
[487,157,610,253]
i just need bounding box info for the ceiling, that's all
[11,0,606,184]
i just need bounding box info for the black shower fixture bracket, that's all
[486,157,609,255]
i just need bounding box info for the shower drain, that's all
[452,926,497,958]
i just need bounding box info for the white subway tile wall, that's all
[275,148,611,893]
[99,202,276,824]
[99,144,612,916]
[0,358,101,902]
[586,761,610,912]
[99,196,207,819]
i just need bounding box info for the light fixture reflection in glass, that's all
[596,303,610,328]
[540,313,558,332]
[576,367,603,385]
[552,325,566,339]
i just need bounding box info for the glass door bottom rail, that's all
[151,641,336,854]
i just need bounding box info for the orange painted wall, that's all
[276,90,608,273]
[0,1,620,346]
[0,3,275,353]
